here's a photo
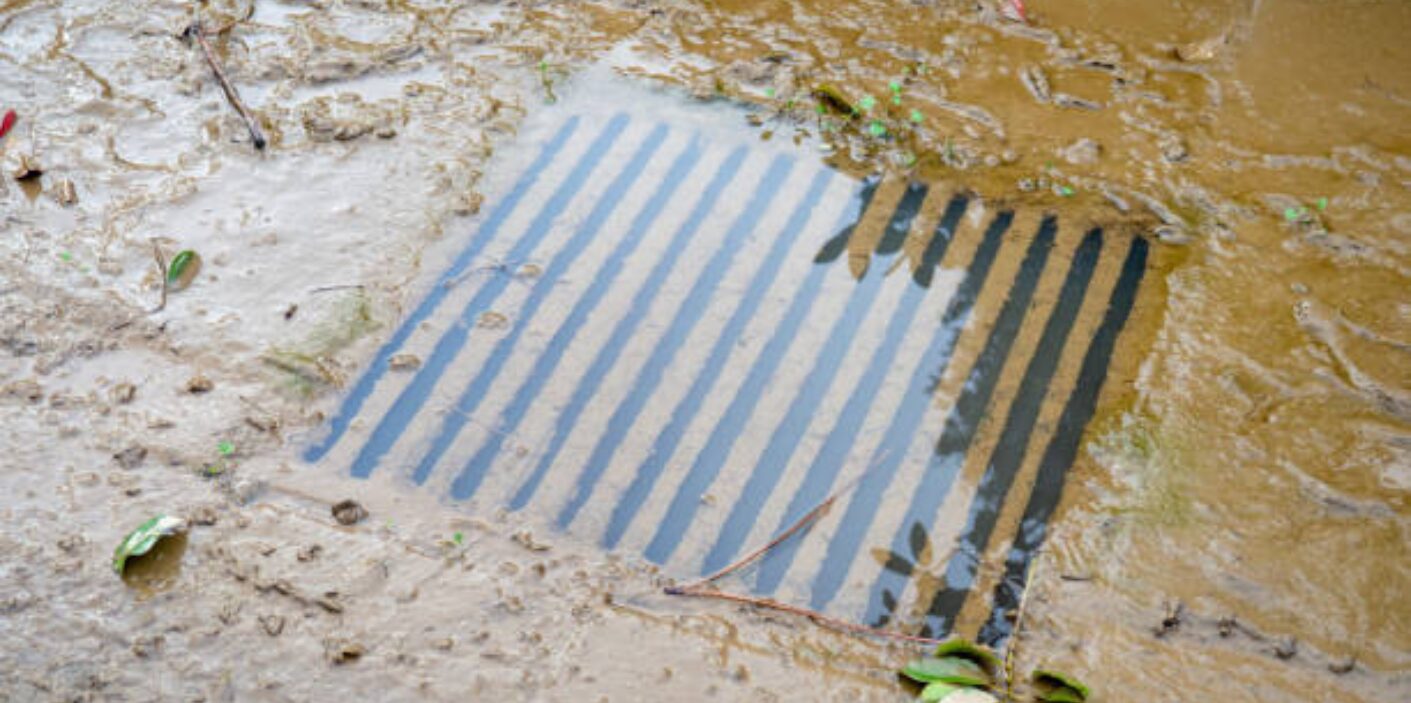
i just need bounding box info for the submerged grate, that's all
[304,85,1148,643]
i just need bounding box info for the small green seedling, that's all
[167,249,201,291]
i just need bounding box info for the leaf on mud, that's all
[113,515,187,575]
[901,656,991,687]
[919,681,960,702]
[931,638,1002,677]
[166,250,202,291]
[940,690,998,703]
[1033,669,1090,702]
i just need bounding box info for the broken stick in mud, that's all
[184,23,267,150]
[660,455,948,646]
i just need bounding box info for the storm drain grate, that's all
[303,87,1148,642]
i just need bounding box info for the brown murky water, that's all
[2,0,1408,700]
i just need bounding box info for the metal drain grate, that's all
[304,89,1149,643]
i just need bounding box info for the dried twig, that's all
[692,485,846,588]
[184,22,266,150]
[1002,551,1043,701]
[309,284,367,294]
[662,454,947,646]
[151,242,169,313]
[684,452,888,589]
[665,586,949,646]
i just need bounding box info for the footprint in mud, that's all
[120,533,188,599]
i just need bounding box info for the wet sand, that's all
[2,0,1409,700]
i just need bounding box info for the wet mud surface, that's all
[3,0,1410,700]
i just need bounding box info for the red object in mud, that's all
[1010,0,1028,22]
[0,110,15,140]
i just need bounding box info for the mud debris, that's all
[1019,65,1051,104]
[478,311,509,329]
[511,530,551,552]
[259,614,286,637]
[323,638,365,665]
[388,353,421,371]
[332,499,369,526]
[186,375,214,394]
[110,382,136,405]
[12,154,42,181]
[1155,600,1183,638]
[52,178,77,206]
[113,445,148,470]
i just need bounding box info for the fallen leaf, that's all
[1033,669,1090,702]
[113,515,187,575]
[901,656,991,687]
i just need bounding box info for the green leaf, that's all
[217,441,235,456]
[167,250,202,291]
[901,656,991,687]
[1038,686,1086,703]
[113,515,186,575]
[1033,670,1090,702]
[1316,197,1328,211]
[932,638,1002,676]
[943,691,999,703]
[919,681,960,702]
[452,531,464,545]
[910,109,924,123]
[868,120,887,137]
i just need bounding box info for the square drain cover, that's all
[303,76,1149,641]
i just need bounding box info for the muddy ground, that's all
[2,0,1409,701]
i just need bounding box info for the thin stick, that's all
[309,284,367,294]
[693,482,844,587]
[151,242,169,313]
[688,451,888,588]
[664,454,935,646]
[1002,551,1043,702]
[665,586,947,646]
[185,23,267,150]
